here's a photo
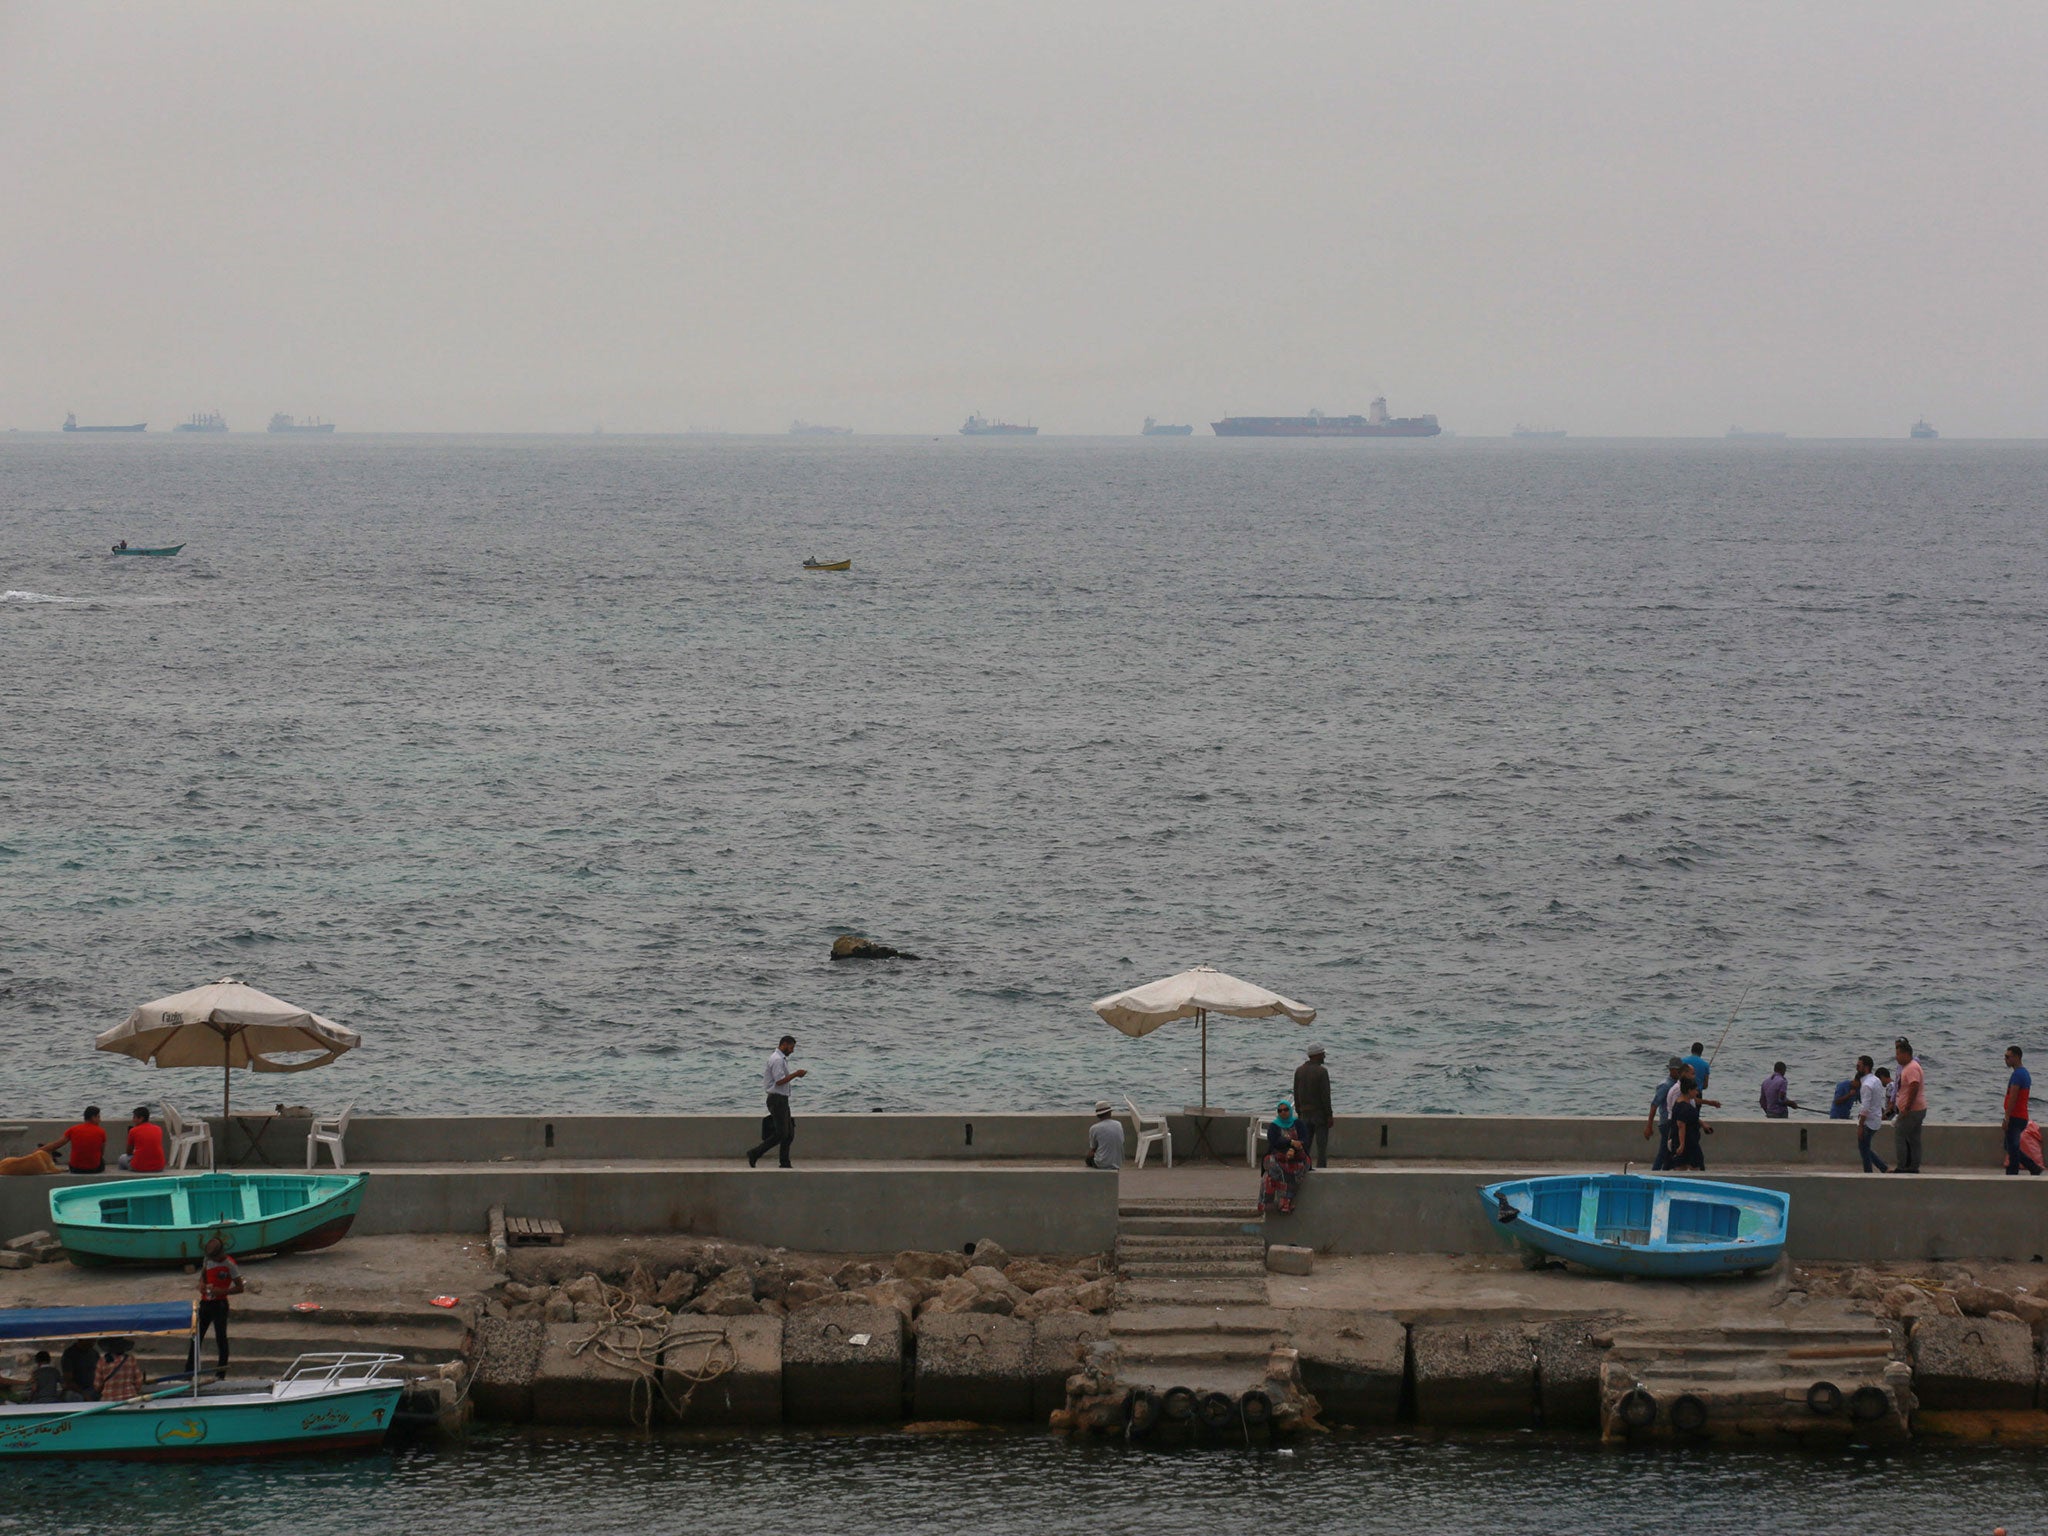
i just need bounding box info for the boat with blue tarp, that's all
[1478,1172,1789,1278]
[50,1171,367,1265]
[0,1302,404,1459]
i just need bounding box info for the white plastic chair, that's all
[1122,1096,1172,1170]
[307,1103,354,1170]
[1246,1115,1265,1169]
[161,1104,214,1171]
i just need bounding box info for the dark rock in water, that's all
[831,935,921,960]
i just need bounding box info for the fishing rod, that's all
[1705,983,1752,1070]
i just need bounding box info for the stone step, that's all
[1116,1234,1264,1252]
[1120,1260,1268,1280]
[1109,1306,1281,1337]
[133,1320,470,1373]
[1119,1278,1269,1307]
[1119,1216,1264,1239]
[1119,1202,1260,1219]
[1111,1335,1284,1363]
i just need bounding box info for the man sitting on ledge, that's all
[1085,1101,1124,1169]
[118,1107,166,1174]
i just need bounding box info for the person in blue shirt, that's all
[1643,1057,1685,1171]
[1830,1067,1859,1120]
[1683,1043,1712,1094]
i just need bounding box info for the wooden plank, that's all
[504,1215,568,1246]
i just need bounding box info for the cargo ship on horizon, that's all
[789,420,853,436]
[1141,416,1193,436]
[269,413,336,434]
[1911,418,1939,439]
[62,412,146,433]
[1211,397,1439,438]
[960,414,1036,436]
[174,411,228,433]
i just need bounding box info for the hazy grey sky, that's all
[5,2,2044,435]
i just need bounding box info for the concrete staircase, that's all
[1599,1319,1909,1443]
[1115,1197,1267,1308]
[131,1298,472,1385]
[1111,1196,1278,1392]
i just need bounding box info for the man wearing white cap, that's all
[1294,1045,1334,1168]
[1085,1100,1124,1170]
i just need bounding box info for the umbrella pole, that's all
[1200,1009,1208,1112]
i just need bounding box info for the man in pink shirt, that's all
[1891,1038,1927,1174]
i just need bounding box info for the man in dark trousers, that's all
[1293,1044,1334,1169]
[196,1236,245,1379]
[1667,1080,1706,1170]
[746,1034,805,1168]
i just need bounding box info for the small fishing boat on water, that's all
[1478,1172,1789,1278]
[50,1172,367,1265]
[0,1302,405,1460]
[110,542,183,557]
[802,557,852,571]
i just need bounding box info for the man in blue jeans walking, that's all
[1855,1055,1889,1173]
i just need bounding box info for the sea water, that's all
[0,1429,2040,1535]
[3,435,2044,1120]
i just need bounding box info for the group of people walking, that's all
[739,1030,2043,1188]
[1660,1038,2043,1176]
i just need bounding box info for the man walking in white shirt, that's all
[1855,1054,1889,1173]
[746,1034,805,1168]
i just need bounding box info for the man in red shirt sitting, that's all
[38,1106,107,1174]
[118,1107,166,1174]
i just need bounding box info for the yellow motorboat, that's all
[802,557,852,571]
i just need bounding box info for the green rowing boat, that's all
[50,1172,367,1265]
[110,543,184,556]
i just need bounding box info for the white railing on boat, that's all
[274,1352,407,1394]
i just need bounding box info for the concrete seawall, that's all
[1271,1169,2048,1264]
[2,1112,2016,1171]
[0,1166,1119,1257]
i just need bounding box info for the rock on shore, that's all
[488,1239,1113,1327]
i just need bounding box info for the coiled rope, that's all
[566,1277,739,1430]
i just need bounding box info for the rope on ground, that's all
[567,1277,739,1430]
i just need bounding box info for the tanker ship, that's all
[960,414,1037,436]
[62,413,146,433]
[268,413,336,434]
[1211,397,1439,437]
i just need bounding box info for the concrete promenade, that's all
[3,1113,2042,1263]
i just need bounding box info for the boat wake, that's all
[2,590,85,604]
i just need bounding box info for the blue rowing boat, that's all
[1478,1173,1789,1278]
[0,1303,404,1459]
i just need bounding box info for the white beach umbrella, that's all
[1091,963,1316,1110]
[96,976,361,1120]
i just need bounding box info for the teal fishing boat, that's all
[110,542,183,556]
[50,1172,367,1265]
[1479,1173,1789,1278]
[0,1303,404,1460]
